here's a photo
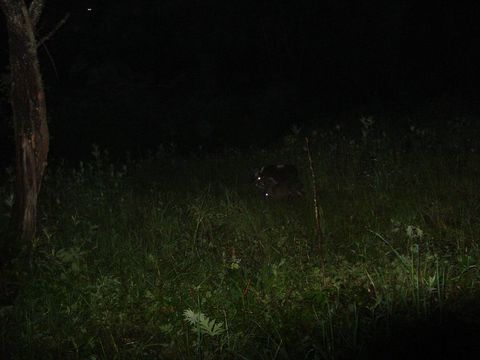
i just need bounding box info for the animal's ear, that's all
[253,169,261,183]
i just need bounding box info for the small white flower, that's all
[406,225,423,239]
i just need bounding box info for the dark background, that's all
[1,0,480,166]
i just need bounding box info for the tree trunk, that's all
[0,0,48,265]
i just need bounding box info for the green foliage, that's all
[1,121,480,359]
[183,309,225,337]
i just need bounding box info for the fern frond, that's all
[183,309,225,337]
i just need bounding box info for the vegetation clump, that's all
[1,119,480,359]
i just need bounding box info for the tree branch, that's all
[37,12,70,48]
[28,0,44,28]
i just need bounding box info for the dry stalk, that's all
[305,137,324,265]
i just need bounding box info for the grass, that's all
[1,118,480,359]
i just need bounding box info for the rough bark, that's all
[0,0,48,265]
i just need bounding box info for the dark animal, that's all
[254,164,303,199]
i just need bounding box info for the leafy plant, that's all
[183,309,225,337]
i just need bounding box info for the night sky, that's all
[1,0,480,166]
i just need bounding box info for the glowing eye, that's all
[87,8,92,11]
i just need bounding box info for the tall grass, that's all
[1,119,480,359]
